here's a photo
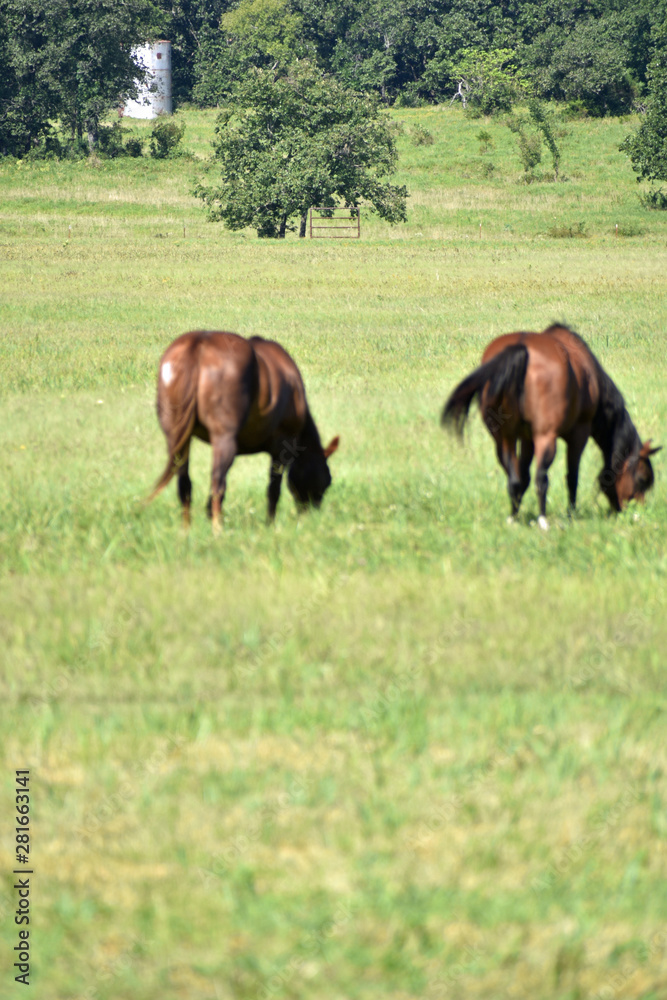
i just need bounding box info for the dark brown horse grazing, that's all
[149,331,339,532]
[442,325,660,528]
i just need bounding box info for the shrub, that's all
[517,132,542,172]
[124,137,143,158]
[614,223,645,236]
[638,188,667,210]
[97,123,127,159]
[527,99,561,178]
[24,133,88,161]
[149,119,185,159]
[411,124,433,146]
[506,115,542,174]
[506,101,562,179]
[393,89,426,109]
[476,129,493,153]
[562,100,589,120]
[547,221,588,238]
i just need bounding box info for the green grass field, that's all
[1,106,666,1000]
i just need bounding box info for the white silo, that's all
[123,41,172,119]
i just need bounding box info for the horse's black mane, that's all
[545,324,641,471]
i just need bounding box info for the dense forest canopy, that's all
[160,0,666,114]
[1,0,667,157]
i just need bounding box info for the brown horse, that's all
[149,331,339,532]
[442,325,660,527]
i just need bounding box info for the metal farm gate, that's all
[309,207,360,239]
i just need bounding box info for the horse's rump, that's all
[151,331,257,499]
[441,343,529,436]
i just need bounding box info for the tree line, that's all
[2,1,667,132]
[1,0,666,231]
[180,0,665,117]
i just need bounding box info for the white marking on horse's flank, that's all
[538,515,549,531]
[161,361,174,386]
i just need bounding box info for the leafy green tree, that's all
[413,11,488,104]
[328,0,414,102]
[0,0,160,154]
[193,0,312,105]
[42,0,161,144]
[195,62,407,237]
[449,48,527,115]
[152,1,229,102]
[522,16,636,115]
[184,0,663,112]
[619,25,667,205]
[0,2,57,155]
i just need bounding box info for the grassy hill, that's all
[0,106,666,1000]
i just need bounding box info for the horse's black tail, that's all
[441,343,529,436]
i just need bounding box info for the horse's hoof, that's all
[506,516,515,525]
[538,515,549,531]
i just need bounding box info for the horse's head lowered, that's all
[601,440,661,510]
[288,436,340,508]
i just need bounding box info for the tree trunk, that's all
[278,214,287,238]
[299,211,308,238]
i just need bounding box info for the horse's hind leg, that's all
[509,439,535,517]
[176,444,192,527]
[496,437,523,518]
[533,433,557,529]
[209,433,237,535]
[519,439,534,502]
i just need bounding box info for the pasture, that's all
[0,106,666,999]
